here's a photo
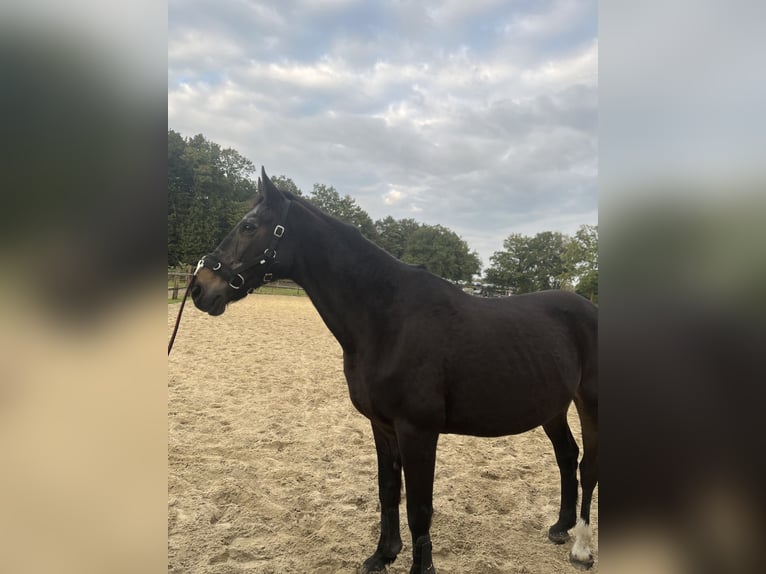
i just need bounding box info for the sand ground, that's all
[168,295,598,573]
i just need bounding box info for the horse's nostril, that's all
[191,284,202,299]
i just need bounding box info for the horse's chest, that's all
[343,357,382,420]
[344,370,375,417]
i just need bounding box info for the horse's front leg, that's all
[397,422,439,574]
[361,423,403,573]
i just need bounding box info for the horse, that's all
[190,168,598,573]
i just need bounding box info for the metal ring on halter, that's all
[229,274,245,290]
[213,262,222,271]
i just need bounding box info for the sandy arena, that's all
[168,294,598,573]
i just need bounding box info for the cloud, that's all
[169,0,597,267]
[383,189,405,205]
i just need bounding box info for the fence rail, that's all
[168,271,192,300]
[168,271,305,299]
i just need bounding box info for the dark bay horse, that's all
[191,168,598,573]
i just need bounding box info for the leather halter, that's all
[194,199,291,291]
[169,198,291,356]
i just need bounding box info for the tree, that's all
[485,231,572,294]
[402,224,481,282]
[270,175,302,196]
[219,148,257,202]
[167,130,257,266]
[565,225,598,302]
[374,216,421,258]
[308,183,377,240]
[167,130,191,266]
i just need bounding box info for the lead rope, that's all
[168,273,196,356]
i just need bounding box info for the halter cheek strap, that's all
[195,199,291,290]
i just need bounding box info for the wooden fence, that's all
[168,271,192,300]
[168,271,305,299]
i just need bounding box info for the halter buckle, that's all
[263,273,273,282]
[274,224,285,238]
[229,274,245,290]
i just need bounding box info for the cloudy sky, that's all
[168,0,597,269]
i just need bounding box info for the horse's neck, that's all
[290,211,400,352]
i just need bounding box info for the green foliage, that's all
[485,232,571,293]
[271,175,302,196]
[485,226,598,300]
[568,225,599,302]
[575,269,598,302]
[374,216,421,258]
[308,183,377,240]
[402,224,481,282]
[167,130,256,265]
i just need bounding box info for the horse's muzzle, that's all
[191,269,229,316]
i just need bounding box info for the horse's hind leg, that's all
[361,423,404,573]
[543,408,580,544]
[571,379,598,569]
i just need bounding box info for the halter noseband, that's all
[194,199,292,291]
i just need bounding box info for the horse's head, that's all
[191,168,293,316]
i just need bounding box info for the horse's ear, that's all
[261,166,284,207]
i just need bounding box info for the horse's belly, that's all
[443,377,575,437]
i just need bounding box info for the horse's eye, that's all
[241,222,256,233]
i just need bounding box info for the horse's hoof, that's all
[410,536,436,574]
[359,553,394,573]
[548,528,570,544]
[358,561,388,573]
[569,552,594,570]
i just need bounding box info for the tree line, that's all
[168,130,597,301]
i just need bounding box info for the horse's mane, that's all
[264,188,431,279]
[282,191,370,243]
[256,189,338,222]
